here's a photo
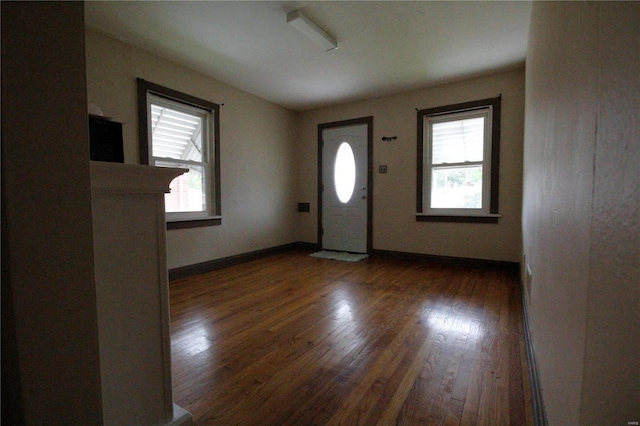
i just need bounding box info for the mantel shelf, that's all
[90,162,187,194]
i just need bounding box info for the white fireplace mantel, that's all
[90,161,188,194]
[90,162,192,426]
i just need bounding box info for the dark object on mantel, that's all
[89,115,124,163]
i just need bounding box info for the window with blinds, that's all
[148,94,214,219]
[417,97,501,221]
[428,111,489,210]
[137,79,221,227]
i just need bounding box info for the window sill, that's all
[415,213,500,224]
[167,216,222,230]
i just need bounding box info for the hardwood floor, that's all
[169,250,533,425]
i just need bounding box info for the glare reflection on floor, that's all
[425,306,483,341]
[331,287,357,322]
[326,286,364,351]
[173,324,216,357]
[335,299,354,322]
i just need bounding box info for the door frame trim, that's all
[317,116,373,253]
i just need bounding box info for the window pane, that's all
[334,142,356,203]
[431,166,483,209]
[151,104,203,162]
[432,116,484,164]
[158,162,207,213]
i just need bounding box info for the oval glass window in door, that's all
[334,142,356,203]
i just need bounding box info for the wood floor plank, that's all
[329,299,433,424]
[169,250,532,425]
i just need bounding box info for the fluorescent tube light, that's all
[287,10,337,51]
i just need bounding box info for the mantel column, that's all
[91,162,192,426]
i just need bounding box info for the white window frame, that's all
[416,97,501,222]
[137,79,221,228]
[424,108,492,215]
[148,94,215,221]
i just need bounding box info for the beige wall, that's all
[86,31,524,268]
[1,2,103,423]
[85,30,299,269]
[297,68,525,262]
[523,2,639,424]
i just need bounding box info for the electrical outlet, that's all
[379,165,388,173]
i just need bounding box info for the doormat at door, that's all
[310,251,369,262]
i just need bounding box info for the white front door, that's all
[321,121,369,253]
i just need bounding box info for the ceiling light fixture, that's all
[287,10,337,51]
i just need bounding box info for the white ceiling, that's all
[85,1,532,111]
